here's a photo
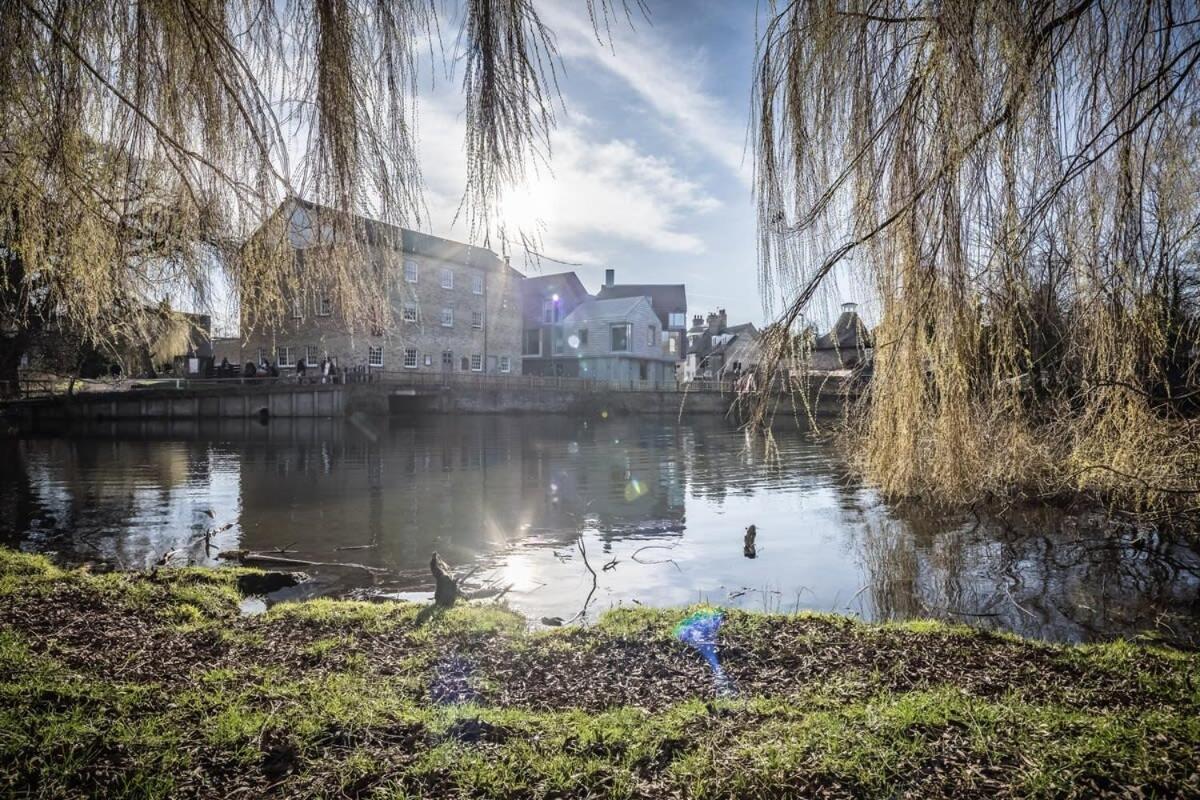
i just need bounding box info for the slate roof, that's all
[814,310,872,350]
[595,284,687,329]
[561,296,649,325]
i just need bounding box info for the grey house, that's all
[556,296,678,385]
[595,269,688,365]
[520,271,591,376]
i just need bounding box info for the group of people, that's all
[212,355,340,383]
[295,356,339,383]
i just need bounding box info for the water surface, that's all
[2,416,1196,644]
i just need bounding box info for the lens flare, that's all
[674,608,735,696]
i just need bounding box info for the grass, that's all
[0,548,1197,798]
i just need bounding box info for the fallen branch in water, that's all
[563,538,599,625]
[631,544,682,572]
[218,550,387,574]
[334,543,377,551]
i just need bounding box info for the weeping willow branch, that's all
[754,1,1200,523]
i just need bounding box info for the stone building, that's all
[682,309,760,381]
[810,302,872,371]
[236,199,523,376]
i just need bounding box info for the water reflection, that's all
[1,416,1197,644]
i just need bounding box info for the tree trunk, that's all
[431,552,459,607]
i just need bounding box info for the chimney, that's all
[706,312,720,334]
[604,268,615,287]
[841,301,858,314]
[692,314,704,328]
[718,308,727,331]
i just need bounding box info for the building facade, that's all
[556,296,678,385]
[237,200,523,377]
[519,272,591,376]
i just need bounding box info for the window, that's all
[318,296,332,316]
[403,348,418,369]
[669,312,686,329]
[461,356,470,371]
[668,336,678,354]
[542,298,561,323]
[578,329,589,346]
[499,355,511,373]
[610,323,630,352]
[368,346,384,367]
[291,299,303,319]
[306,346,320,365]
[403,303,418,322]
[522,329,541,356]
[472,310,483,329]
[470,354,483,372]
[257,347,268,364]
[647,325,657,347]
[553,328,564,355]
[442,350,454,370]
[441,308,454,327]
[472,275,484,295]
[423,354,433,367]
[404,260,419,283]
[440,269,454,289]
[277,346,294,367]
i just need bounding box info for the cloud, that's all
[414,87,720,262]
[538,2,750,183]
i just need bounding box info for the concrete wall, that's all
[9,385,346,422]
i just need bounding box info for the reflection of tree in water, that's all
[855,511,1200,644]
[3,435,214,567]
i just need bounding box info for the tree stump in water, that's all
[743,525,757,559]
[431,552,459,607]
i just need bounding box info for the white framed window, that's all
[423,354,433,367]
[669,312,686,329]
[472,275,484,295]
[472,310,483,329]
[306,345,320,365]
[403,348,418,369]
[441,308,454,327]
[647,325,657,347]
[668,336,677,354]
[316,296,332,316]
[368,346,384,367]
[277,346,294,367]
[470,353,482,371]
[257,347,268,364]
[403,303,418,323]
[404,260,419,283]
[499,355,511,373]
[291,299,303,319]
[440,269,454,289]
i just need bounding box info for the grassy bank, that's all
[1,548,1197,799]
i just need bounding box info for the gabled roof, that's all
[814,310,872,350]
[596,284,687,328]
[521,271,589,300]
[561,296,652,326]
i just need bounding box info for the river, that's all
[1,415,1197,644]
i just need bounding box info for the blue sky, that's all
[418,1,769,326]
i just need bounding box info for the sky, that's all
[416,1,770,326]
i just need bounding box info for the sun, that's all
[498,175,555,234]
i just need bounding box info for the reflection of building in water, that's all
[233,417,690,570]
[0,434,223,567]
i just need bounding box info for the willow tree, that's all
[755,1,1200,520]
[0,0,588,393]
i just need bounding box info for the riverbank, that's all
[1,548,1197,799]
